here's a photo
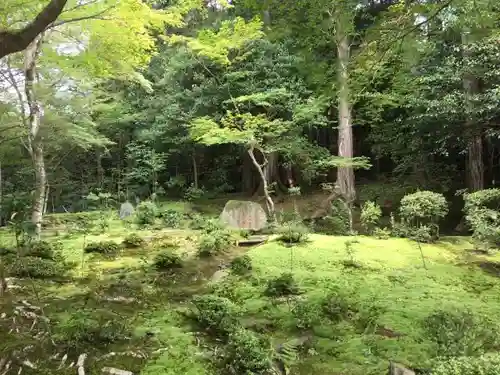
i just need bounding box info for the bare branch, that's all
[48,6,117,29]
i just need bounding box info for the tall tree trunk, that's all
[241,151,254,195]
[192,152,199,189]
[24,36,46,239]
[336,32,356,202]
[462,31,483,191]
[96,148,104,188]
[248,146,275,220]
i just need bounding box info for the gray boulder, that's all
[119,202,135,219]
[220,200,267,231]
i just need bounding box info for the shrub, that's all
[276,222,309,244]
[360,201,382,234]
[373,227,390,240]
[464,189,500,250]
[431,354,500,375]
[423,309,500,357]
[135,201,158,226]
[292,300,323,330]
[122,233,145,248]
[160,209,185,228]
[153,250,183,270]
[189,213,206,230]
[55,309,130,348]
[6,256,66,279]
[230,255,253,275]
[222,328,273,375]
[197,230,233,257]
[191,295,240,335]
[184,184,205,201]
[23,240,62,260]
[265,273,300,297]
[399,191,448,229]
[84,241,120,256]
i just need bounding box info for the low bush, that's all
[312,215,349,235]
[122,233,145,248]
[23,240,63,260]
[265,273,300,297]
[153,250,183,270]
[276,222,310,245]
[230,255,253,275]
[373,227,390,240]
[360,201,382,234]
[135,201,158,226]
[84,241,120,256]
[431,353,500,375]
[464,189,500,250]
[6,256,67,279]
[191,295,240,336]
[292,299,323,330]
[221,328,273,375]
[160,209,185,228]
[55,309,130,348]
[423,309,500,357]
[197,230,233,257]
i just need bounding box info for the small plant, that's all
[265,273,300,297]
[222,328,273,375]
[431,353,500,375]
[276,222,310,245]
[184,184,205,201]
[343,238,360,268]
[230,255,252,275]
[135,200,158,226]
[153,250,183,270]
[292,299,323,329]
[160,209,184,228]
[197,230,233,257]
[191,295,240,335]
[373,227,390,240]
[464,189,500,251]
[6,256,66,279]
[84,241,120,256]
[122,233,145,248]
[360,201,382,234]
[23,240,62,260]
[423,309,500,357]
[55,309,130,348]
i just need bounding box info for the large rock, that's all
[119,202,135,219]
[388,362,415,375]
[220,200,267,231]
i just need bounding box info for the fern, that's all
[273,336,310,374]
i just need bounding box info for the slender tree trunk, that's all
[192,152,199,189]
[248,146,275,220]
[24,36,46,239]
[336,31,356,203]
[96,148,104,188]
[462,31,483,191]
[242,151,254,195]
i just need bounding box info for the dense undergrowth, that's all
[2,198,500,375]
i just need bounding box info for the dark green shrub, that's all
[230,255,252,275]
[276,222,309,244]
[84,241,120,256]
[191,295,240,335]
[312,215,349,235]
[360,201,382,234]
[292,300,323,329]
[464,189,500,250]
[0,247,15,256]
[160,209,184,228]
[197,230,233,257]
[431,354,500,375]
[23,240,62,260]
[373,227,390,240]
[222,328,273,375]
[265,273,300,297]
[153,250,183,270]
[6,256,66,279]
[423,309,500,357]
[189,213,206,230]
[135,201,158,226]
[122,233,145,248]
[55,309,130,348]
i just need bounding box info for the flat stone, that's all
[238,235,269,246]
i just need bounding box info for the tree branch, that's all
[0,0,68,59]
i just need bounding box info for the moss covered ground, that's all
[1,204,500,375]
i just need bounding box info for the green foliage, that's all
[135,200,159,226]
[5,256,67,279]
[55,309,130,348]
[230,255,253,275]
[160,209,185,228]
[360,201,382,234]
[265,273,300,297]
[464,189,500,250]
[84,241,120,256]
[292,299,324,330]
[221,328,273,375]
[197,230,233,257]
[122,233,146,248]
[423,309,500,357]
[373,227,391,240]
[276,222,310,244]
[431,354,500,375]
[191,295,240,335]
[400,191,449,226]
[184,184,205,201]
[22,240,62,260]
[153,250,183,270]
